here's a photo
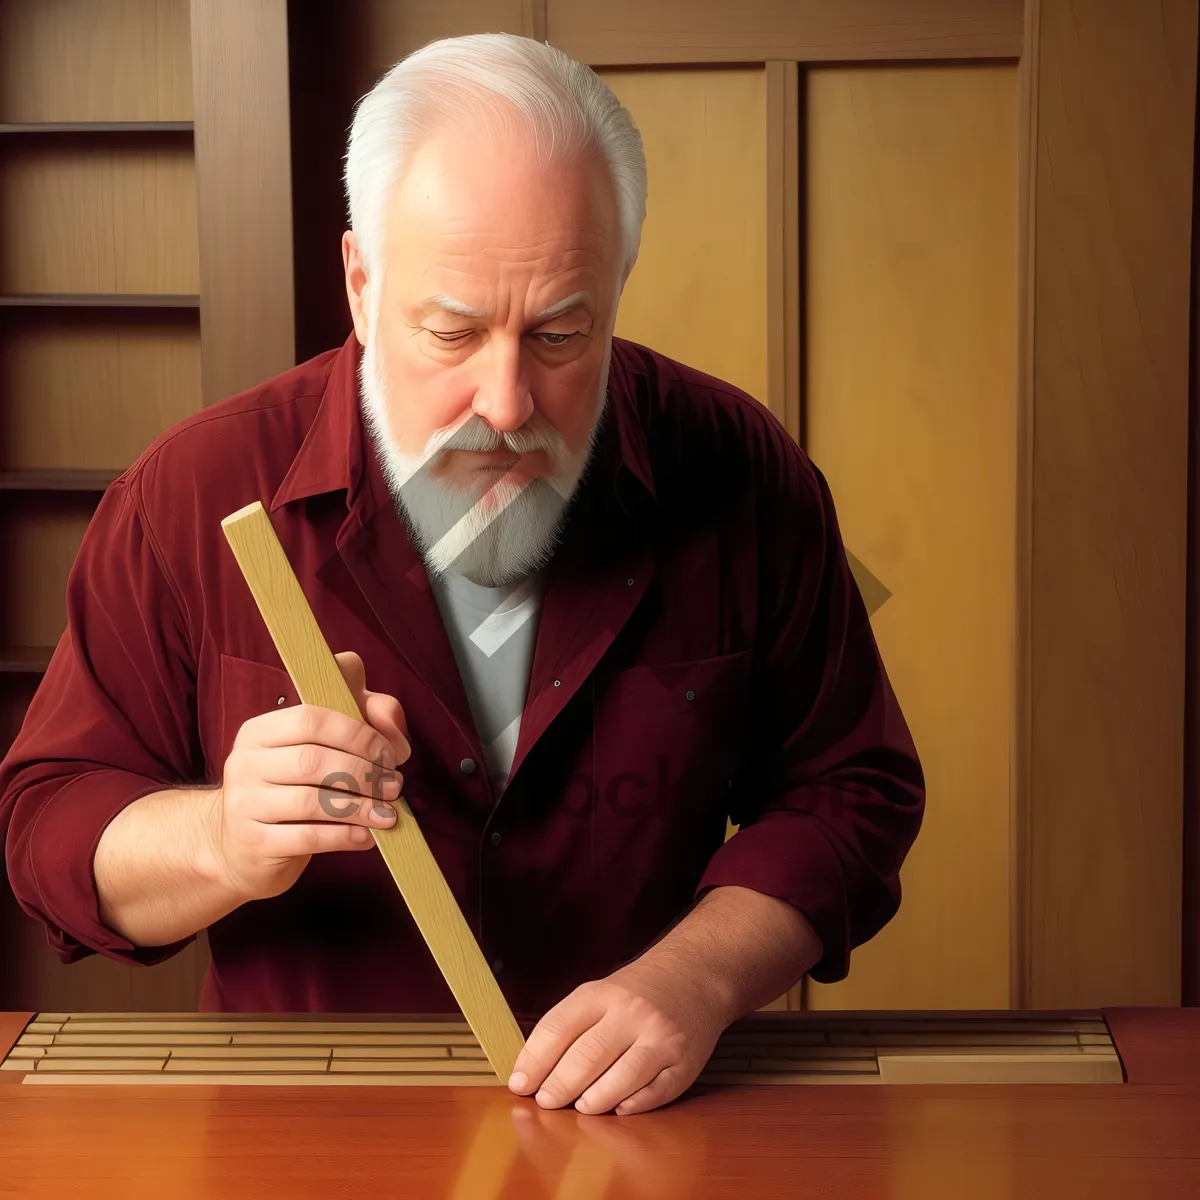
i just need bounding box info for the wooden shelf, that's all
[0,468,121,491]
[0,294,199,309]
[0,121,193,134]
[0,647,53,674]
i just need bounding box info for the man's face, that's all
[343,117,622,587]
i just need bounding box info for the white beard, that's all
[358,333,610,588]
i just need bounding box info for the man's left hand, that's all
[507,957,727,1115]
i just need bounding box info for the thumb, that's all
[334,650,410,767]
[334,650,368,714]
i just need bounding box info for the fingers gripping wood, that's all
[220,500,526,1079]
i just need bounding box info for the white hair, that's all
[344,32,647,285]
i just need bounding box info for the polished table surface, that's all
[1,1007,1197,1199]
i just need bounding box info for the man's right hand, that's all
[206,651,411,903]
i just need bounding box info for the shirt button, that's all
[276,695,286,706]
[686,690,695,700]
[490,831,501,847]
[460,757,476,774]
[553,679,561,687]
[627,578,634,586]
[492,958,504,973]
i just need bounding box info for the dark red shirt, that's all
[0,334,923,1016]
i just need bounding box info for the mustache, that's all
[429,413,561,459]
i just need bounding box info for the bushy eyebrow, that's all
[534,291,594,322]
[417,293,488,318]
[413,291,595,323]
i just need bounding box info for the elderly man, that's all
[0,34,923,1115]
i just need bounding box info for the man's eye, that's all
[427,329,472,342]
[535,332,575,346]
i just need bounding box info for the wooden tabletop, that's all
[1,1008,1197,1199]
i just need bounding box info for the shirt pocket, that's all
[217,653,299,768]
[589,649,752,882]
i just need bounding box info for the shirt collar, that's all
[268,333,657,521]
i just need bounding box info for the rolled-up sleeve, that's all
[696,434,925,984]
[0,471,203,966]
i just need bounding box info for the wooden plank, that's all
[61,1020,469,1034]
[4,1047,44,1061]
[220,501,525,1080]
[877,1053,1124,1085]
[1020,0,1196,1010]
[169,1046,335,1060]
[14,1035,52,1047]
[329,1058,495,1075]
[546,0,1022,65]
[190,0,295,404]
[228,1032,478,1047]
[163,1058,328,1074]
[35,1058,168,1072]
[328,1047,451,1061]
[51,1033,232,1046]
[42,1045,170,1059]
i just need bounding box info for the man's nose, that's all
[472,337,534,433]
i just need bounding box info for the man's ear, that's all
[342,230,371,346]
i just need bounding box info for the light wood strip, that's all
[163,1059,329,1074]
[14,1035,52,1047]
[447,1047,489,1060]
[62,1020,470,1035]
[877,1054,1125,1085]
[22,1073,507,1087]
[36,1058,168,1073]
[329,1059,495,1075]
[42,1045,175,1059]
[32,1014,71,1023]
[5,1047,44,1061]
[1078,1033,1117,1046]
[221,501,525,1079]
[329,1047,451,1061]
[168,1046,335,1060]
[52,1033,232,1046]
[0,1061,27,1072]
[23,1023,62,1035]
[228,1032,477,1047]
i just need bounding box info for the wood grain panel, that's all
[0,0,192,122]
[603,68,768,407]
[190,0,295,403]
[804,65,1019,1010]
[547,0,1022,65]
[1021,0,1197,1008]
[0,140,199,294]
[0,311,201,472]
